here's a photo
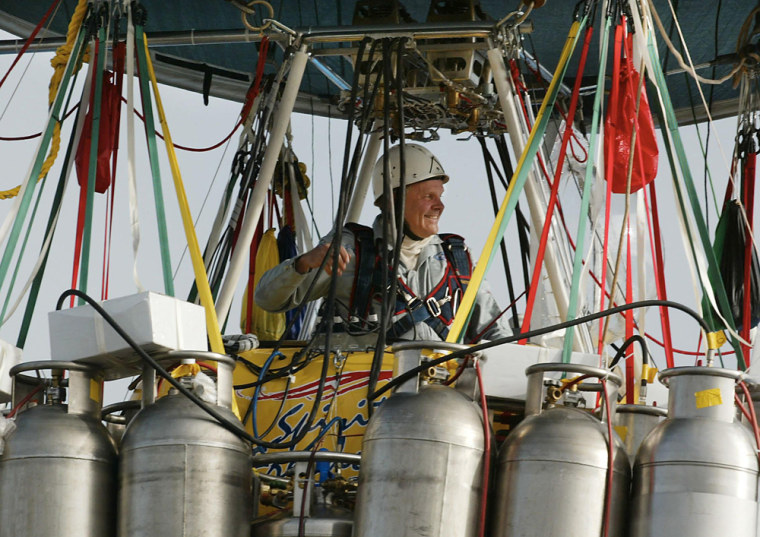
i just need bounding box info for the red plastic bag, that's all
[604,33,658,194]
[75,70,119,194]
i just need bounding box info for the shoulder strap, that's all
[439,233,472,280]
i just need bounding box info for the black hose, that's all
[370,299,710,401]
[608,334,649,370]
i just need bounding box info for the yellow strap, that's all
[141,34,224,354]
[446,20,582,343]
[142,35,241,419]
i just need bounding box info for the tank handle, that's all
[390,341,474,394]
[10,360,103,418]
[524,363,622,420]
[141,350,236,410]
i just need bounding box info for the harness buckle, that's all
[426,297,442,317]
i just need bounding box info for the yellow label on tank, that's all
[90,379,102,403]
[695,388,722,409]
[614,425,628,442]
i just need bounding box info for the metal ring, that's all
[10,360,97,377]
[101,400,142,423]
[391,340,471,353]
[615,404,668,417]
[658,366,746,385]
[241,0,274,32]
[252,450,361,466]
[157,350,237,367]
[524,363,623,387]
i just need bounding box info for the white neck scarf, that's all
[399,234,434,269]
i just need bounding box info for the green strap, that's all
[135,23,175,296]
[16,90,84,347]
[78,23,109,303]
[645,29,745,367]
[0,25,87,302]
[561,14,613,363]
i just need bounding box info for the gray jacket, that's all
[254,218,512,342]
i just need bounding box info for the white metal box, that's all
[48,292,208,379]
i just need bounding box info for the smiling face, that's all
[403,179,445,238]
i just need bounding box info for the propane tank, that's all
[252,451,358,536]
[118,352,253,537]
[353,341,484,537]
[0,361,117,537]
[630,366,758,537]
[613,404,667,463]
[493,363,630,537]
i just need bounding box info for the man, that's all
[255,143,512,343]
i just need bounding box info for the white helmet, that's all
[372,143,449,205]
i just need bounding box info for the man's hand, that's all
[295,243,350,276]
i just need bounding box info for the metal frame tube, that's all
[346,126,383,223]
[215,45,309,322]
[487,47,590,353]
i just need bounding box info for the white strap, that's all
[126,1,145,292]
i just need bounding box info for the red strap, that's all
[0,0,61,91]
[519,25,595,341]
[102,43,127,300]
[625,222,634,403]
[644,179,675,367]
[741,151,756,366]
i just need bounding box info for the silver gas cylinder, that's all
[493,363,630,537]
[614,404,667,463]
[252,451,358,536]
[0,361,117,537]
[630,366,758,537]
[118,352,253,537]
[353,341,485,537]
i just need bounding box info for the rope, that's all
[0,0,89,201]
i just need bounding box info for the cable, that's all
[6,384,43,419]
[371,299,710,401]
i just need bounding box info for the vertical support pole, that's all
[215,45,309,322]
[487,47,589,352]
[346,126,383,223]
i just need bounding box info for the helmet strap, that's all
[403,221,424,241]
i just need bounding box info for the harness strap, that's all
[345,225,473,339]
[347,223,377,323]
[388,233,471,340]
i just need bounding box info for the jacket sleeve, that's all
[253,255,330,313]
[254,230,357,314]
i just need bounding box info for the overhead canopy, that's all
[0,0,751,124]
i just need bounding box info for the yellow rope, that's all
[0,0,89,200]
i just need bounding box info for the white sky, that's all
[0,28,753,407]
